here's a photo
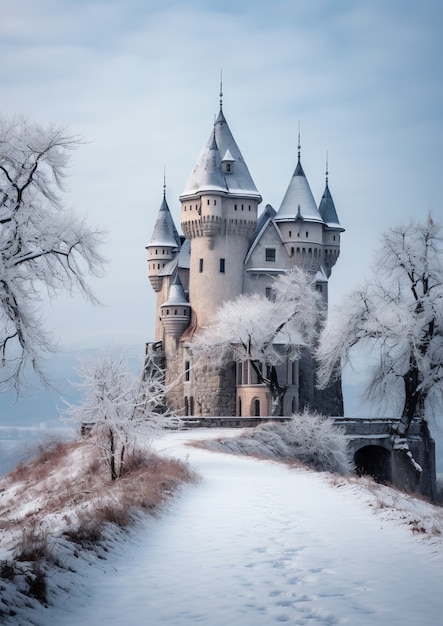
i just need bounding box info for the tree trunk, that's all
[249,360,287,416]
[268,366,286,417]
[109,427,118,481]
[397,356,426,436]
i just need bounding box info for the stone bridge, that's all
[181,415,437,501]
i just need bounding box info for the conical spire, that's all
[318,156,344,230]
[180,96,261,200]
[275,149,322,223]
[149,186,181,248]
[162,272,189,307]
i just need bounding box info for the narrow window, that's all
[316,284,323,293]
[291,362,297,385]
[306,231,309,237]
[235,204,237,210]
[238,398,242,416]
[265,287,272,300]
[291,247,294,256]
[190,397,194,415]
[207,199,210,205]
[265,248,276,262]
[254,399,260,417]
[185,397,189,416]
[199,258,203,273]
[214,199,216,205]
[220,258,225,273]
[289,230,292,237]
[185,361,190,382]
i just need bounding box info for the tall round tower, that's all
[180,101,262,328]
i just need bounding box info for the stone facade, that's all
[146,96,345,418]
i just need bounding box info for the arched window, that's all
[254,398,260,416]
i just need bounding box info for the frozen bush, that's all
[206,411,353,475]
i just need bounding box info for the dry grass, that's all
[0,438,199,610]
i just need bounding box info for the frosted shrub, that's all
[207,411,353,475]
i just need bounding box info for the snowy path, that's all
[50,430,442,626]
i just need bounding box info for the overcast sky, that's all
[1,0,442,418]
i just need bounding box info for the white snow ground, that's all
[31,429,442,626]
[1,427,442,625]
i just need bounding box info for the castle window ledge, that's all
[246,268,286,276]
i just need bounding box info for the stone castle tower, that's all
[146,94,344,417]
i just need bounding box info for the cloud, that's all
[0,0,442,421]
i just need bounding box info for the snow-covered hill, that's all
[1,428,442,625]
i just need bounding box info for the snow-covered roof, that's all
[315,266,329,283]
[245,206,283,265]
[245,267,286,275]
[161,273,190,307]
[180,109,262,201]
[148,193,181,248]
[318,182,344,231]
[275,160,323,223]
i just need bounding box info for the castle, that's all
[146,94,344,418]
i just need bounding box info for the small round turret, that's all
[146,188,180,292]
[160,274,191,338]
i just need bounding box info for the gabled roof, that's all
[318,181,344,231]
[180,108,261,201]
[148,193,181,248]
[275,159,323,223]
[247,204,276,251]
[245,207,284,264]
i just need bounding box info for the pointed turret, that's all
[180,108,261,201]
[275,147,323,224]
[160,273,191,338]
[318,168,344,230]
[146,187,180,293]
[180,93,261,328]
[318,160,344,278]
[150,191,181,248]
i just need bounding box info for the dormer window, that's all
[221,149,235,174]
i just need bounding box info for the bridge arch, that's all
[354,445,392,484]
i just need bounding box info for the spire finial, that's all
[219,69,223,111]
[297,121,301,163]
[163,166,166,196]
[325,150,329,185]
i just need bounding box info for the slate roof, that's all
[148,193,181,248]
[275,160,323,223]
[180,108,261,201]
[318,181,344,231]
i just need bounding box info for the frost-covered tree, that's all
[0,116,105,392]
[192,268,322,416]
[317,217,443,437]
[65,348,173,480]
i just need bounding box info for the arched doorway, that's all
[251,398,260,417]
[354,445,392,483]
